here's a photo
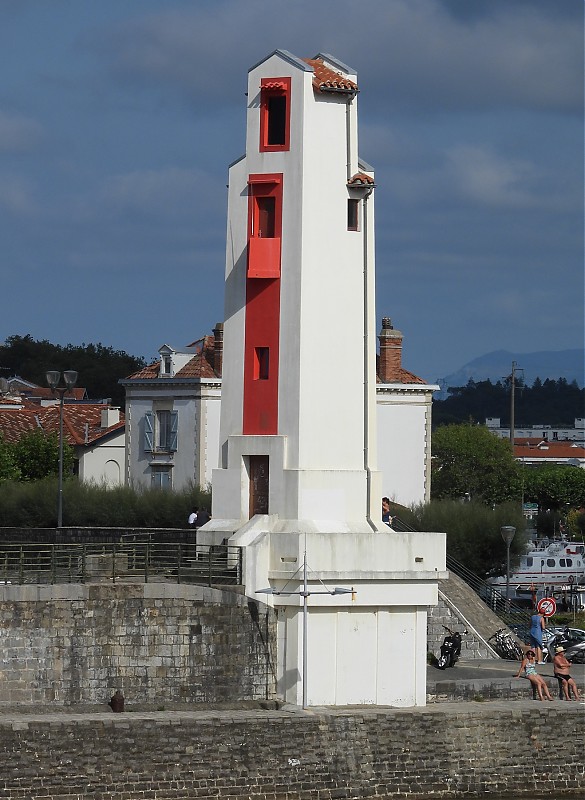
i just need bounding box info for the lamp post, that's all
[46,370,78,527]
[256,544,353,709]
[501,525,516,604]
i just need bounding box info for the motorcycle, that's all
[546,627,585,662]
[437,625,465,669]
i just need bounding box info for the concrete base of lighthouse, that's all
[199,517,447,707]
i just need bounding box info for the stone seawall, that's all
[0,704,583,799]
[0,583,276,705]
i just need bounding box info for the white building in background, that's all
[198,50,445,707]
[376,317,438,506]
[121,330,223,490]
[486,417,585,442]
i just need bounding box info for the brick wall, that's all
[0,705,582,798]
[0,583,276,705]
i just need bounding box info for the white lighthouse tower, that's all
[201,50,446,707]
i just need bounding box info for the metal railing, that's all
[446,553,530,623]
[0,539,242,587]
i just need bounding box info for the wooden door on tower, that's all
[249,455,269,516]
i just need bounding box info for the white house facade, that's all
[376,317,438,506]
[121,331,223,490]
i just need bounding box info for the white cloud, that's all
[93,0,582,115]
[445,144,543,209]
[0,175,37,214]
[97,167,212,217]
[0,111,43,152]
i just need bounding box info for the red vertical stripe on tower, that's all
[243,174,282,434]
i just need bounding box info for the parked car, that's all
[545,626,585,661]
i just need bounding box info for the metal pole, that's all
[302,546,308,710]
[509,361,516,449]
[57,389,65,527]
[506,540,511,603]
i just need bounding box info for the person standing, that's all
[529,610,546,664]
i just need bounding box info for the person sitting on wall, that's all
[553,646,582,701]
[514,650,553,701]
[188,508,198,527]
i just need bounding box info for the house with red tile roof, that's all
[120,326,223,490]
[0,384,125,485]
[513,439,585,468]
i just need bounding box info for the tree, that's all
[0,335,146,408]
[522,465,585,511]
[433,376,585,427]
[412,499,527,578]
[0,434,20,482]
[431,423,522,504]
[12,430,74,481]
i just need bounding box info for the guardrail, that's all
[446,553,530,622]
[0,540,242,587]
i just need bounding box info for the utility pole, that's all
[508,361,522,450]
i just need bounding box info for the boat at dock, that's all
[487,537,585,607]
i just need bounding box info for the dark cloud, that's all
[0,0,582,380]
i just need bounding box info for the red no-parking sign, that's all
[537,597,557,617]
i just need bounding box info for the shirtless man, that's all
[553,646,581,701]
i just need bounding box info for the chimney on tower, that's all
[378,317,403,383]
[213,322,224,377]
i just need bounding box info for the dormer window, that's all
[260,78,291,152]
[162,355,172,376]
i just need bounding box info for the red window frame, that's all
[260,77,291,152]
[247,174,283,279]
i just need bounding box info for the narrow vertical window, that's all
[267,95,286,145]
[260,78,291,152]
[255,196,276,238]
[348,198,359,231]
[254,347,270,380]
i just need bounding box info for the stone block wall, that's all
[0,583,276,705]
[0,705,582,798]
[427,597,495,660]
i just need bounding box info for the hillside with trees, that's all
[0,335,145,408]
[433,377,584,428]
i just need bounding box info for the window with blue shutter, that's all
[144,412,154,452]
[169,410,178,452]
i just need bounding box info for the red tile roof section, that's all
[126,362,160,380]
[375,363,428,386]
[176,336,217,378]
[303,58,357,93]
[0,405,124,447]
[348,172,374,185]
[514,441,585,459]
[125,336,219,380]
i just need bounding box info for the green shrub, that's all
[0,478,211,529]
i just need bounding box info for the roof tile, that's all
[303,58,358,94]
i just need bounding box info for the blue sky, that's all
[1,0,583,384]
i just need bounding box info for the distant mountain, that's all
[437,349,584,397]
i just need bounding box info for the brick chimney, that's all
[378,317,403,382]
[213,322,224,377]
